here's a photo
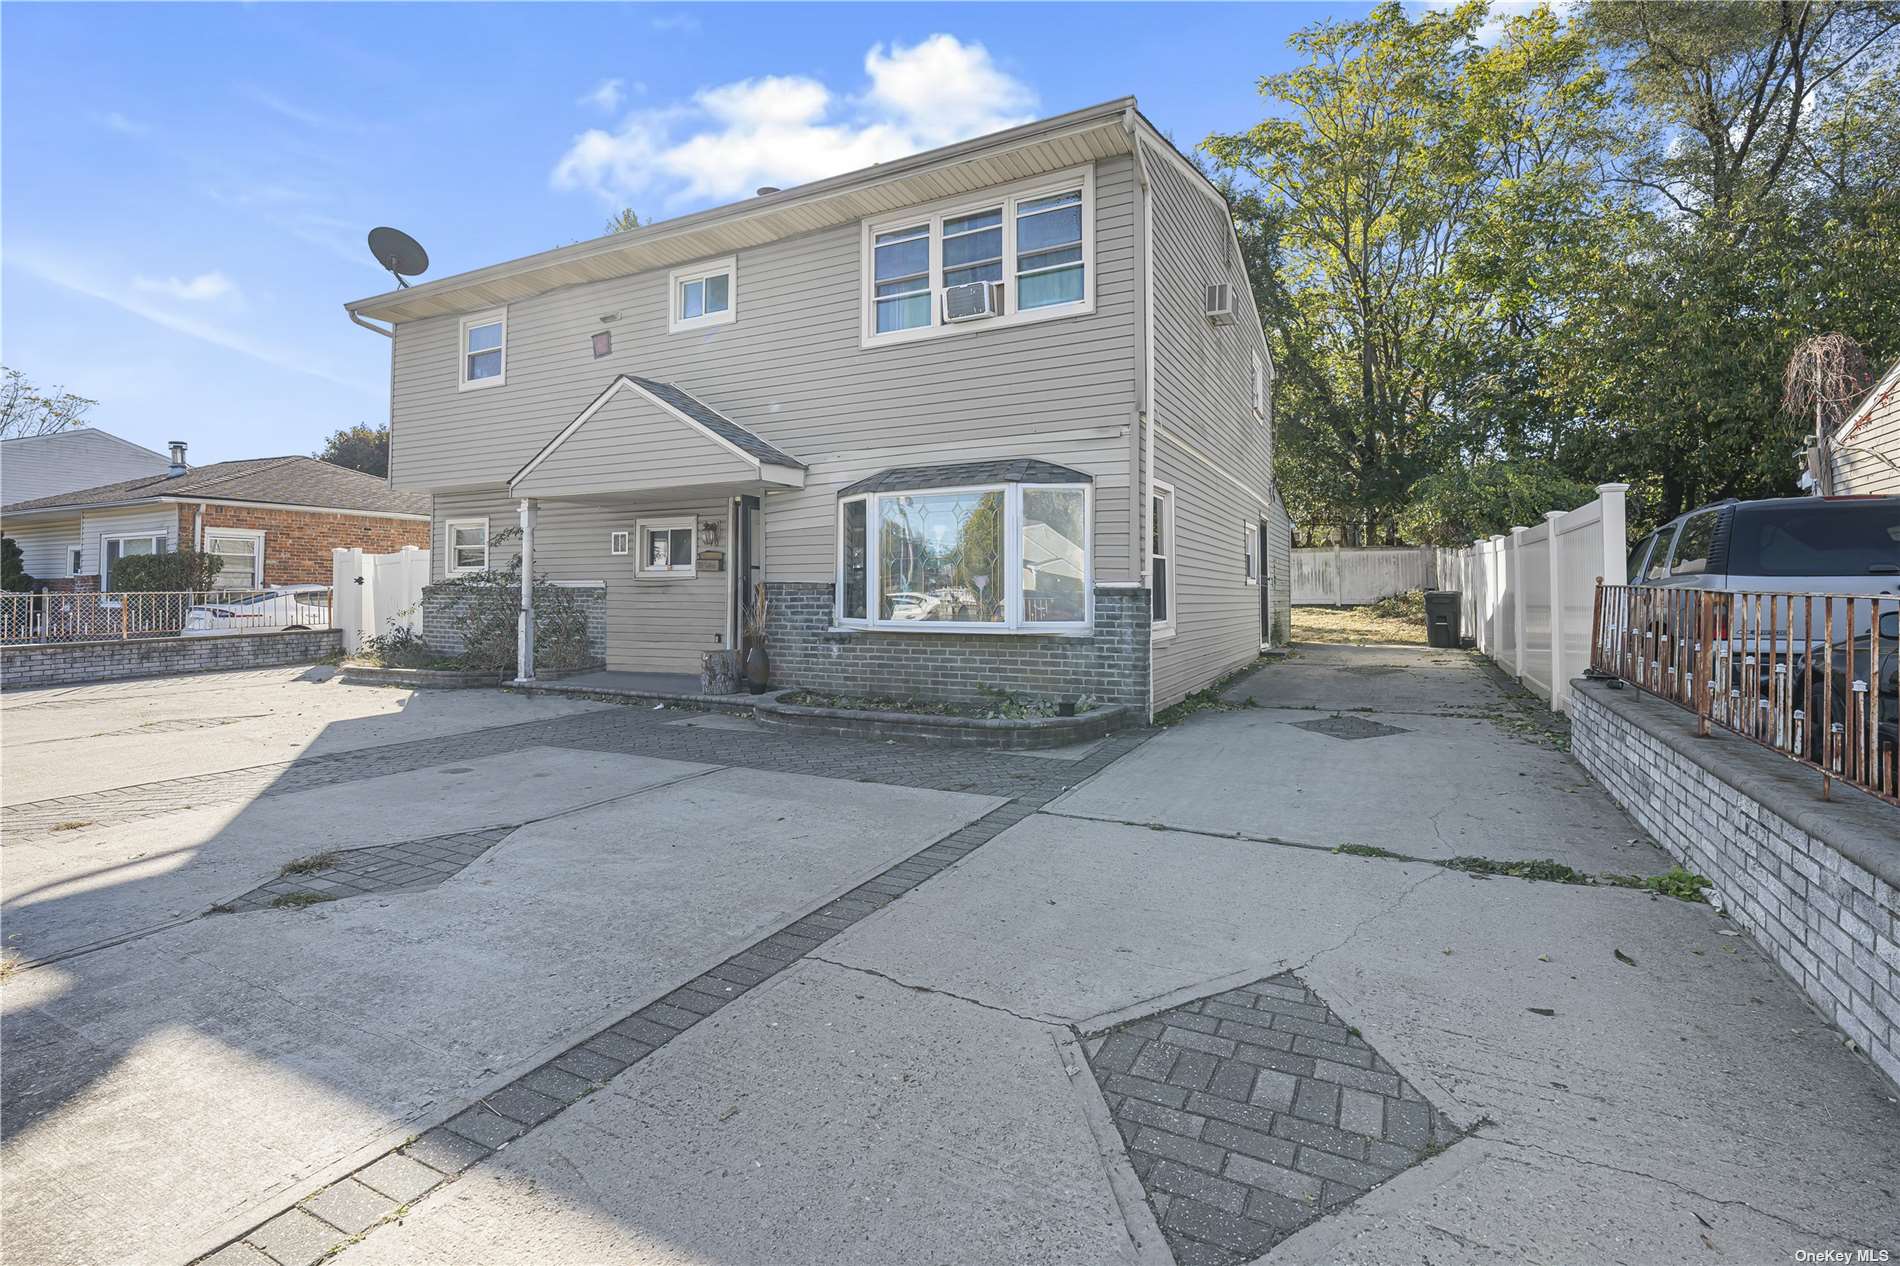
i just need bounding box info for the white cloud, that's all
[98,111,150,137]
[581,78,629,113]
[11,249,375,393]
[551,34,1036,209]
[133,271,239,303]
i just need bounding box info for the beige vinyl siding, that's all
[1141,142,1277,711]
[432,488,732,674]
[87,506,178,581]
[5,519,79,580]
[514,389,757,499]
[389,156,1140,584]
[1266,491,1293,646]
[1,430,170,506]
[1832,375,1900,496]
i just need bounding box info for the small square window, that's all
[668,258,736,333]
[637,518,697,577]
[446,519,489,575]
[69,546,84,576]
[610,530,629,555]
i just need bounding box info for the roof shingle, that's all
[1,456,430,516]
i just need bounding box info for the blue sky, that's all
[2,2,1372,465]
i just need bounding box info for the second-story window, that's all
[669,257,736,333]
[459,309,506,391]
[861,166,1094,346]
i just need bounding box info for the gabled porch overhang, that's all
[509,375,806,502]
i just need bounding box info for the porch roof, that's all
[839,458,1092,497]
[510,375,805,500]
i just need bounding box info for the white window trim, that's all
[68,546,84,577]
[1151,483,1175,637]
[833,482,1092,633]
[609,530,629,556]
[1244,523,1260,586]
[1251,350,1266,418]
[859,165,1096,349]
[100,531,166,591]
[444,518,489,576]
[457,308,507,392]
[637,516,698,579]
[668,257,737,334]
[205,526,267,589]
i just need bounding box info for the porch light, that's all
[700,520,719,547]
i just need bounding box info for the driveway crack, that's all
[1486,1135,1874,1247]
[806,954,1060,1026]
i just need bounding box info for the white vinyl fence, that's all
[332,545,429,654]
[1439,484,1628,713]
[1292,545,1439,606]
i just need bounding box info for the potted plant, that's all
[742,581,771,693]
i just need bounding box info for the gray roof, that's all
[1,456,431,516]
[840,458,1093,497]
[627,376,805,469]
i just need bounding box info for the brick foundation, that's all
[1,629,342,690]
[421,582,608,671]
[177,504,429,586]
[764,581,1151,710]
[1570,678,1900,1093]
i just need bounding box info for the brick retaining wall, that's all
[1570,678,1900,1092]
[1,629,342,690]
[420,583,608,669]
[764,582,1151,710]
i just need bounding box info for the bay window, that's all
[836,477,1090,631]
[861,167,1094,345]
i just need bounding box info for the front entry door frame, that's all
[731,494,761,653]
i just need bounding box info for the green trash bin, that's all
[1425,590,1461,648]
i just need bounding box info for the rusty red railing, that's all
[1590,582,1898,804]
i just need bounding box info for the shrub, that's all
[428,530,594,674]
[354,613,452,669]
[110,548,222,593]
[1,538,32,592]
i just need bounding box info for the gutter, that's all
[345,96,1140,321]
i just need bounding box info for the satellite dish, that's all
[367,227,429,288]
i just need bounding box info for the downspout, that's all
[348,309,399,490]
[1126,108,1158,722]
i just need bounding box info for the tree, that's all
[1,538,34,592]
[1208,1,1624,542]
[315,423,389,477]
[0,367,95,439]
[1579,0,1900,520]
[605,208,642,234]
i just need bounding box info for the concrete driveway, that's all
[3,654,1895,1266]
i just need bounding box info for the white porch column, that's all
[515,498,537,684]
[1545,510,1567,712]
[1509,526,1528,682]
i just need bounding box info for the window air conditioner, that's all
[943,281,1003,323]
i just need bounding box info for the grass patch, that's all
[280,851,341,876]
[1600,866,1712,902]
[1445,856,1592,885]
[1334,843,1406,859]
[269,891,336,910]
[1292,601,1426,646]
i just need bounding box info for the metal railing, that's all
[1590,582,1898,804]
[0,589,334,646]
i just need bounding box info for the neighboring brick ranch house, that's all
[0,447,430,591]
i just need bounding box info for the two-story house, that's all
[346,98,1289,718]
